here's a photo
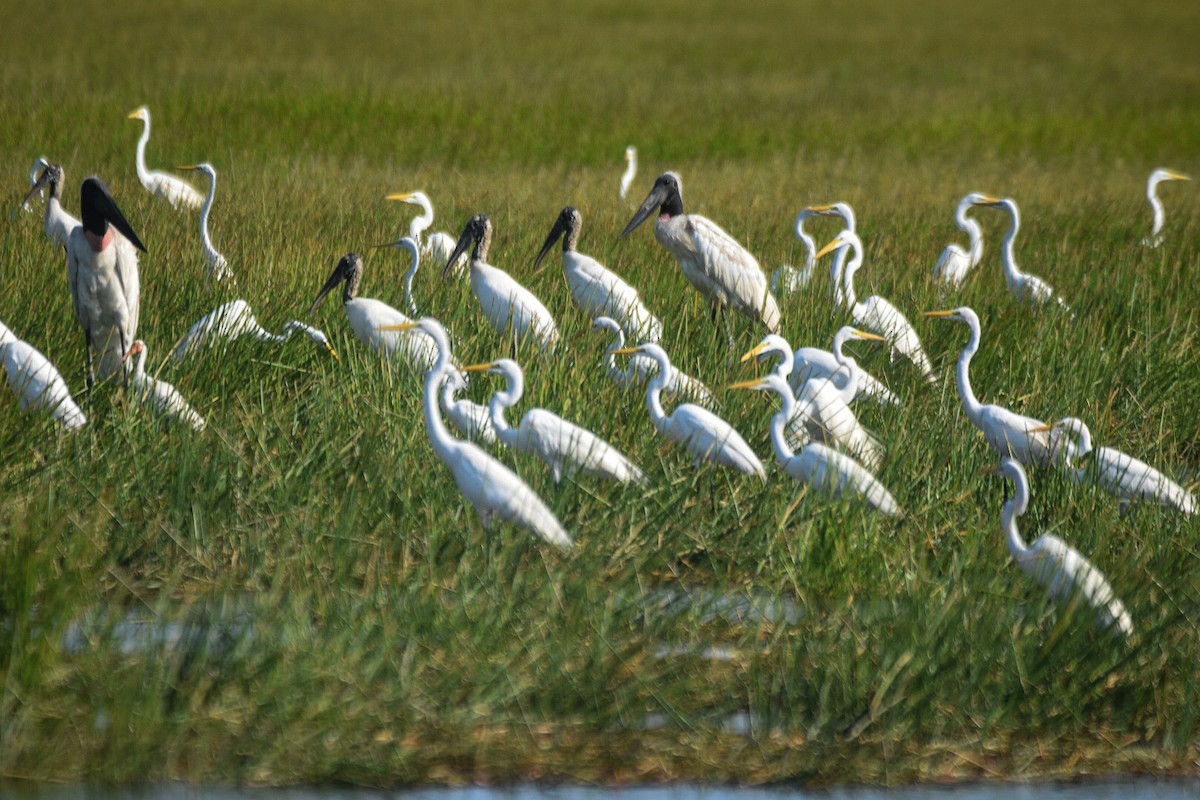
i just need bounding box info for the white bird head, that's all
[923,306,979,328]
[1031,417,1093,465]
[385,190,432,209]
[126,106,150,123]
[625,146,636,162]
[728,374,791,400]
[20,160,64,210]
[740,334,792,366]
[815,230,858,262]
[1149,168,1191,186]
[176,163,217,181]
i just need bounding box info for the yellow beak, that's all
[923,309,958,318]
[385,191,417,202]
[1028,423,1055,434]
[611,346,640,356]
[815,236,846,260]
[326,343,340,360]
[176,165,199,171]
[728,378,765,391]
[377,322,418,333]
[851,329,886,342]
[805,203,835,213]
[126,109,143,120]
[462,362,496,373]
[740,342,772,363]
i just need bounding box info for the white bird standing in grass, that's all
[933,192,995,288]
[445,214,560,352]
[20,161,79,251]
[440,368,496,446]
[375,236,423,317]
[591,316,715,407]
[464,358,645,485]
[535,206,662,343]
[68,176,146,388]
[622,172,781,336]
[975,197,1068,309]
[385,191,465,277]
[125,340,205,432]
[924,307,1053,468]
[613,342,765,479]
[619,145,637,201]
[1036,417,1197,515]
[176,164,234,282]
[393,318,571,549]
[1142,169,1191,248]
[744,329,899,407]
[309,252,439,372]
[0,320,86,430]
[772,202,856,296]
[818,230,938,384]
[731,374,901,516]
[992,457,1134,638]
[171,299,338,361]
[126,106,204,211]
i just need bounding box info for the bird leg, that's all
[83,329,95,394]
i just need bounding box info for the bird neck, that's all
[1001,486,1030,561]
[343,265,362,304]
[274,321,305,344]
[835,358,860,404]
[964,217,984,266]
[562,217,580,254]
[769,350,793,383]
[487,383,518,444]
[403,245,421,317]
[840,250,860,309]
[474,225,493,264]
[134,120,151,183]
[661,191,684,218]
[795,222,817,270]
[999,206,1022,282]
[410,201,434,240]
[769,390,797,465]
[132,347,149,385]
[422,364,458,462]
[1148,189,1166,238]
[955,322,984,422]
[198,175,224,267]
[643,351,672,431]
[440,374,461,409]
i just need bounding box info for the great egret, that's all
[176,164,234,282]
[975,197,1069,310]
[126,106,203,211]
[0,320,86,430]
[591,316,715,407]
[1142,168,1191,247]
[772,202,857,296]
[924,307,1053,467]
[125,340,205,432]
[441,368,497,445]
[743,329,899,407]
[171,299,338,361]
[933,192,996,288]
[68,176,146,388]
[992,457,1134,638]
[817,230,937,384]
[619,145,637,201]
[384,191,465,277]
[20,161,79,250]
[464,358,645,484]
[375,236,423,317]
[742,331,885,469]
[535,206,662,343]
[1036,417,1197,515]
[613,343,765,479]
[309,252,439,372]
[391,318,571,548]
[444,214,560,352]
[622,172,781,335]
[730,374,901,516]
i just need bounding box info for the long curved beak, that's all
[444,225,474,279]
[611,346,640,356]
[372,239,404,249]
[972,194,1003,205]
[740,342,772,363]
[728,378,766,391]
[126,109,142,120]
[805,204,835,214]
[815,236,846,260]
[620,183,668,239]
[851,329,886,342]
[176,165,199,172]
[385,191,417,202]
[309,267,344,316]
[533,216,567,274]
[1165,171,1192,182]
[922,310,958,318]
[462,362,496,373]
[84,178,147,253]
[18,168,52,211]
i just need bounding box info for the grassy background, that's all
[2,0,1199,787]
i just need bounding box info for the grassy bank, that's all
[2,0,1199,787]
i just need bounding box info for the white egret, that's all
[933,192,996,288]
[68,176,146,388]
[0,320,86,430]
[444,214,560,352]
[125,340,206,432]
[924,307,1053,468]
[622,172,781,334]
[176,164,234,282]
[975,197,1069,310]
[772,202,856,296]
[613,343,765,479]
[731,374,901,516]
[1142,168,1191,247]
[464,358,645,485]
[393,318,571,548]
[309,252,439,372]
[992,457,1134,638]
[591,316,715,407]
[171,299,338,361]
[1036,417,1196,515]
[818,230,938,384]
[535,206,662,343]
[619,145,637,201]
[441,368,497,445]
[375,235,423,317]
[20,161,79,251]
[743,329,899,407]
[126,106,204,211]
[385,191,466,277]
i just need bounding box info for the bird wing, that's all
[1095,446,1197,513]
[148,171,204,210]
[667,404,764,477]
[687,214,779,330]
[858,296,934,379]
[979,405,1052,467]
[522,409,642,482]
[455,443,572,548]
[1029,534,1133,636]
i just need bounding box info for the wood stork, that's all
[817,229,938,384]
[924,307,1054,468]
[21,161,79,251]
[385,191,466,277]
[772,202,857,296]
[535,206,662,343]
[464,358,645,484]
[731,374,901,516]
[613,343,765,479]
[68,176,146,388]
[0,320,86,430]
[975,197,1069,310]
[444,214,560,353]
[591,316,715,407]
[933,192,996,288]
[394,318,571,548]
[176,164,234,282]
[125,340,206,432]
[619,145,637,201]
[309,252,439,372]
[992,457,1133,638]
[1142,168,1191,248]
[622,172,781,335]
[126,106,204,211]
[172,299,338,361]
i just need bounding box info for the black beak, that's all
[533,214,568,274]
[80,177,147,253]
[309,259,348,316]
[620,183,669,239]
[18,167,52,213]
[444,221,475,279]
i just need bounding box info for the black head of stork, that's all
[80,176,147,252]
[621,172,685,239]
[444,214,491,278]
[310,252,364,314]
[533,206,583,273]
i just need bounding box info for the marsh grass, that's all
[1,0,1199,787]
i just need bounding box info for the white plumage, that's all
[591,316,715,407]
[1142,168,1191,248]
[933,192,994,288]
[125,340,206,432]
[441,368,497,446]
[0,320,86,430]
[978,197,1069,310]
[619,145,637,201]
[126,106,204,211]
[747,329,899,408]
[176,164,234,282]
[772,202,856,296]
[386,191,467,278]
[172,299,337,361]
[21,161,79,250]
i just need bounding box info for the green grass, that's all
[2,0,1199,787]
